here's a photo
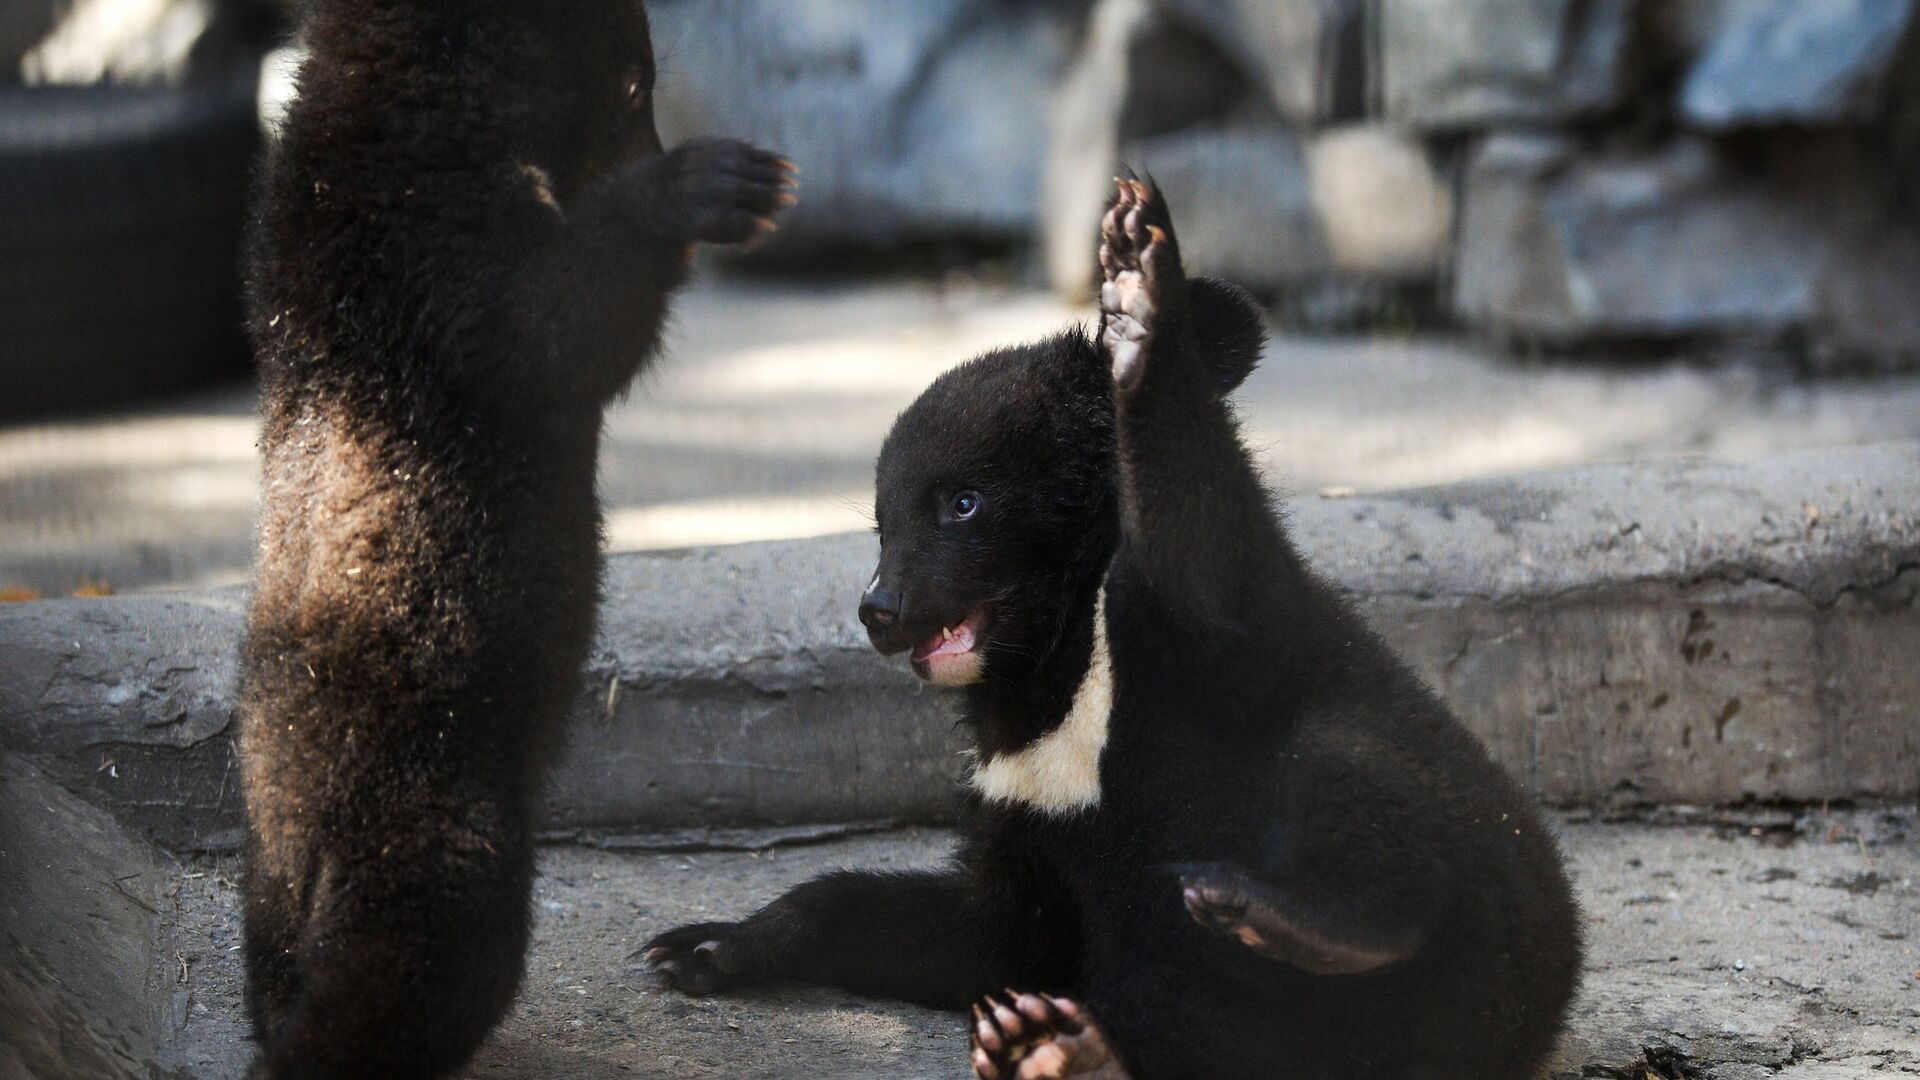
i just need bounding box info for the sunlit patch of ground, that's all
[5,277,1920,593]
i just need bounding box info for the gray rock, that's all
[1680,0,1919,129]
[1044,0,1156,296]
[1299,123,1453,280]
[1043,0,1261,295]
[1378,0,1635,130]
[1123,122,1331,288]
[1454,133,1920,360]
[1049,118,1450,295]
[1044,0,1440,296]
[1155,0,1365,124]
[646,0,1083,254]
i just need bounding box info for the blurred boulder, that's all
[1125,124,1328,288]
[647,0,1085,256]
[1678,0,1920,129]
[1044,0,1150,296]
[1154,0,1365,124]
[1044,0,1261,293]
[1302,124,1452,280]
[1044,0,1445,297]
[1120,121,1450,290]
[1378,0,1634,130]
[1454,134,1920,366]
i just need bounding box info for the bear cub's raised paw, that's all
[1098,178,1181,394]
[972,992,1130,1080]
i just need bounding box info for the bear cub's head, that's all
[859,277,1265,689]
[301,0,666,197]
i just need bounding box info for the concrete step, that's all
[2,443,1915,856]
[8,751,1913,1078]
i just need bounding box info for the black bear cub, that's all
[237,2,791,1076]
[648,180,1581,1079]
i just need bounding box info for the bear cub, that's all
[648,180,1581,1080]
[237,2,791,1077]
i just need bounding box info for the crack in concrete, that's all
[1370,560,1920,610]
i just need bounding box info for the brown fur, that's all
[236,3,791,1075]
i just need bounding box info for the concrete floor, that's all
[5,277,1920,595]
[154,814,1920,1079]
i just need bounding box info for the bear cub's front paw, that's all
[972,991,1130,1080]
[1098,178,1181,394]
[654,138,797,247]
[642,921,756,996]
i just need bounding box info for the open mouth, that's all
[908,612,985,686]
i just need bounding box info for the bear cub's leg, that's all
[972,992,1130,1080]
[1178,863,1417,976]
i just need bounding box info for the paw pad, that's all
[1098,179,1178,393]
[971,991,1126,1079]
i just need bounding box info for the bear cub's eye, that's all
[948,490,982,520]
[623,71,649,109]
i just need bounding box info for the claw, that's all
[973,1005,1004,1053]
[989,998,1024,1038]
[1014,992,1054,1024]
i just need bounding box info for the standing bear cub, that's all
[649,180,1581,1079]
[238,2,791,1077]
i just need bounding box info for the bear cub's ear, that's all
[1188,277,1265,397]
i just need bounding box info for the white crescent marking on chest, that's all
[969,585,1111,815]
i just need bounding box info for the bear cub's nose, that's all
[859,586,902,630]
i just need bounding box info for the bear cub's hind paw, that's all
[642,921,752,996]
[1099,179,1180,394]
[972,991,1130,1080]
[1181,865,1416,975]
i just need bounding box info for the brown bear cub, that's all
[236,2,791,1076]
[648,180,1581,1080]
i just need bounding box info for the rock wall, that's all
[1060,0,1920,363]
[647,1,1920,367]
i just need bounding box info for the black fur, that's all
[649,182,1580,1078]
[236,3,789,1076]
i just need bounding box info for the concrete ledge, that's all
[2,443,1915,852]
[0,754,183,1078]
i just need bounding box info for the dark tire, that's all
[0,61,263,422]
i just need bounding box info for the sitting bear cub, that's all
[649,180,1581,1080]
